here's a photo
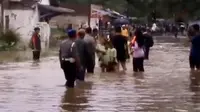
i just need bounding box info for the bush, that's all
[0,29,20,50]
[0,29,20,45]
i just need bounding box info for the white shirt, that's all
[96,44,117,65]
[132,42,145,58]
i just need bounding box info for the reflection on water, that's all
[190,71,200,105]
[0,50,58,63]
[60,81,92,112]
[0,36,200,112]
[31,61,40,67]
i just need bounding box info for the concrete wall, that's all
[49,15,88,30]
[4,5,39,43]
[4,4,50,50]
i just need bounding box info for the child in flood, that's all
[131,29,145,72]
[96,37,107,72]
[106,42,117,72]
[96,38,117,72]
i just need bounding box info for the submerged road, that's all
[0,36,200,112]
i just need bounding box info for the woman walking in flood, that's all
[131,29,145,72]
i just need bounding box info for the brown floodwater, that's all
[0,36,200,112]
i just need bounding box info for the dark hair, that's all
[86,27,92,34]
[135,29,144,47]
[115,26,121,33]
[192,24,200,32]
[93,28,98,33]
[68,29,76,38]
[78,30,85,38]
[34,27,40,31]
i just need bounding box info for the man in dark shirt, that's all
[84,27,96,74]
[30,27,41,61]
[59,29,80,88]
[75,29,89,81]
[112,26,127,72]
[190,24,200,71]
[143,29,154,60]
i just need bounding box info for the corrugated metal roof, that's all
[38,4,75,13]
[92,9,110,15]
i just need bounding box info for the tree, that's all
[59,0,200,20]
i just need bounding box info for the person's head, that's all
[34,27,40,34]
[98,37,106,44]
[192,24,200,34]
[107,42,113,49]
[135,28,144,47]
[85,27,92,34]
[78,29,85,39]
[68,29,77,39]
[68,24,72,29]
[135,28,143,38]
[122,25,126,29]
[93,28,98,35]
[143,28,151,35]
[115,26,122,34]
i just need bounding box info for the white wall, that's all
[5,6,39,43]
[38,0,50,5]
[50,15,88,30]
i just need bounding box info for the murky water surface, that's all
[0,36,200,112]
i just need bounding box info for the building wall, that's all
[49,15,88,29]
[90,4,103,29]
[4,5,39,43]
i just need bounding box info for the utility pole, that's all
[0,0,4,29]
[0,0,8,31]
[88,0,91,27]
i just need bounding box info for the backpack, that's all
[144,34,154,47]
[148,37,154,47]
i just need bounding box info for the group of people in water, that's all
[28,23,200,88]
[58,24,154,88]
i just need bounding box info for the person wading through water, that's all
[131,29,145,72]
[121,25,130,61]
[189,24,200,71]
[112,26,127,72]
[75,29,89,81]
[143,29,154,60]
[59,29,80,88]
[29,27,41,61]
[84,27,96,74]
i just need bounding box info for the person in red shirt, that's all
[30,27,41,61]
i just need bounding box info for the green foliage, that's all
[0,29,20,45]
[59,0,127,14]
[0,29,20,50]
[59,0,200,20]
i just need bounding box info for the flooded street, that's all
[0,36,200,112]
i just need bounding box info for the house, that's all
[50,4,113,29]
[2,0,74,49]
[49,3,124,30]
[49,3,90,29]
